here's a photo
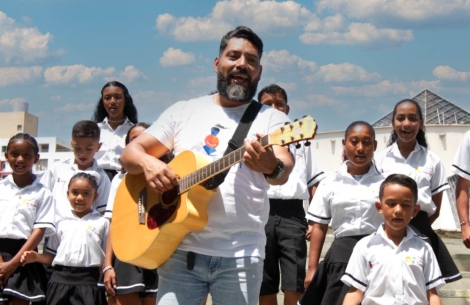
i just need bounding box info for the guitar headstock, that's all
[268,115,317,147]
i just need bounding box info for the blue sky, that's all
[1,0,469,140]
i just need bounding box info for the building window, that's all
[1,146,6,153]
[35,159,48,172]
[17,125,22,131]
[40,144,49,153]
[1,161,5,170]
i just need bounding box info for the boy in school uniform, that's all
[41,120,111,217]
[341,174,445,305]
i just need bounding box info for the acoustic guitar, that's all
[111,116,317,269]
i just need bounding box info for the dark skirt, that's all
[46,265,105,305]
[97,256,158,298]
[0,238,47,304]
[299,235,368,305]
[410,211,462,283]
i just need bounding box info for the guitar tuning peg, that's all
[302,115,308,118]
[284,122,290,125]
[295,143,301,149]
[294,119,299,122]
[304,140,311,147]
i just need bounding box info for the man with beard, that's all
[120,26,294,305]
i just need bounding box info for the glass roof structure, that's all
[372,89,470,127]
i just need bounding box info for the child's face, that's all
[5,140,39,176]
[128,126,146,143]
[342,124,377,171]
[376,183,420,233]
[392,102,423,145]
[67,178,98,218]
[70,137,101,170]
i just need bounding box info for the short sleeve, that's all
[94,171,111,213]
[341,240,369,291]
[430,159,449,195]
[101,219,110,251]
[305,146,326,187]
[306,179,331,224]
[45,233,59,255]
[423,243,446,290]
[104,174,124,219]
[39,167,55,191]
[34,189,56,236]
[452,131,470,180]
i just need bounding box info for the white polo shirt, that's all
[375,142,449,216]
[103,172,125,219]
[307,161,384,238]
[268,143,325,200]
[452,130,470,180]
[342,225,445,305]
[45,209,109,267]
[40,159,111,217]
[0,175,55,239]
[96,117,134,171]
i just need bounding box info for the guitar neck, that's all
[178,135,270,193]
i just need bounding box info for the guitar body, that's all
[111,150,216,269]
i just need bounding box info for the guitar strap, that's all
[205,100,263,190]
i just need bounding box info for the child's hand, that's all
[103,268,117,296]
[0,261,19,288]
[20,251,39,266]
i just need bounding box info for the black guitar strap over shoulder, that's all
[205,101,263,190]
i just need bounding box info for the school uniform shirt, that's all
[145,95,290,259]
[95,117,134,171]
[375,142,449,216]
[268,143,325,200]
[452,130,470,180]
[341,225,445,305]
[306,161,384,238]
[40,158,111,217]
[45,209,109,267]
[0,175,55,239]
[103,172,125,219]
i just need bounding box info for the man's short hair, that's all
[219,26,264,59]
[72,120,101,141]
[379,174,418,204]
[257,84,288,103]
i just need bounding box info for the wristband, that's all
[102,265,113,273]
[460,221,469,227]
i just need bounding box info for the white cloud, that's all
[0,11,64,64]
[51,95,61,101]
[160,48,196,67]
[331,80,440,97]
[304,63,381,83]
[0,97,27,109]
[54,103,95,113]
[105,65,147,83]
[262,50,317,73]
[316,0,470,26]
[44,64,115,85]
[0,66,43,86]
[276,82,298,92]
[155,0,315,41]
[433,65,470,82]
[306,94,339,106]
[188,76,216,88]
[300,22,413,47]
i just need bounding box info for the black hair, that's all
[68,172,99,192]
[379,174,418,204]
[72,120,101,141]
[257,84,288,104]
[387,99,428,148]
[342,121,375,162]
[92,81,138,124]
[7,133,39,154]
[125,122,151,145]
[219,26,263,59]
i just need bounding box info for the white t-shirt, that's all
[306,161,384,238]
[96,117,134,171]
[103,172,125,219]
[144,95,290,258]
[268,143,325,200]
[342,225,445,305]
[40,159,111,217]
[0,175,55,239]
[46,209,109,267]
[452,130,470,180]
[375,142,449,216]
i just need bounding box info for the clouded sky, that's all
[1,0,469,140]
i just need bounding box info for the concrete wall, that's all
[0,112,38,137]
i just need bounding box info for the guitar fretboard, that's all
[178,135,270,193]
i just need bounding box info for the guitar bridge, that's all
[138,187,146,225]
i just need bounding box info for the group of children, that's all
[0,97,464,305]
[0,120,158,305]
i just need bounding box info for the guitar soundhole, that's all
[147,187,178,230]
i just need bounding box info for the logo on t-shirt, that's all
[203,125,226,155]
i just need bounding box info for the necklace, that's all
[107,117,125,123]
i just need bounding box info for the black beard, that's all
[217,69,259,103]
